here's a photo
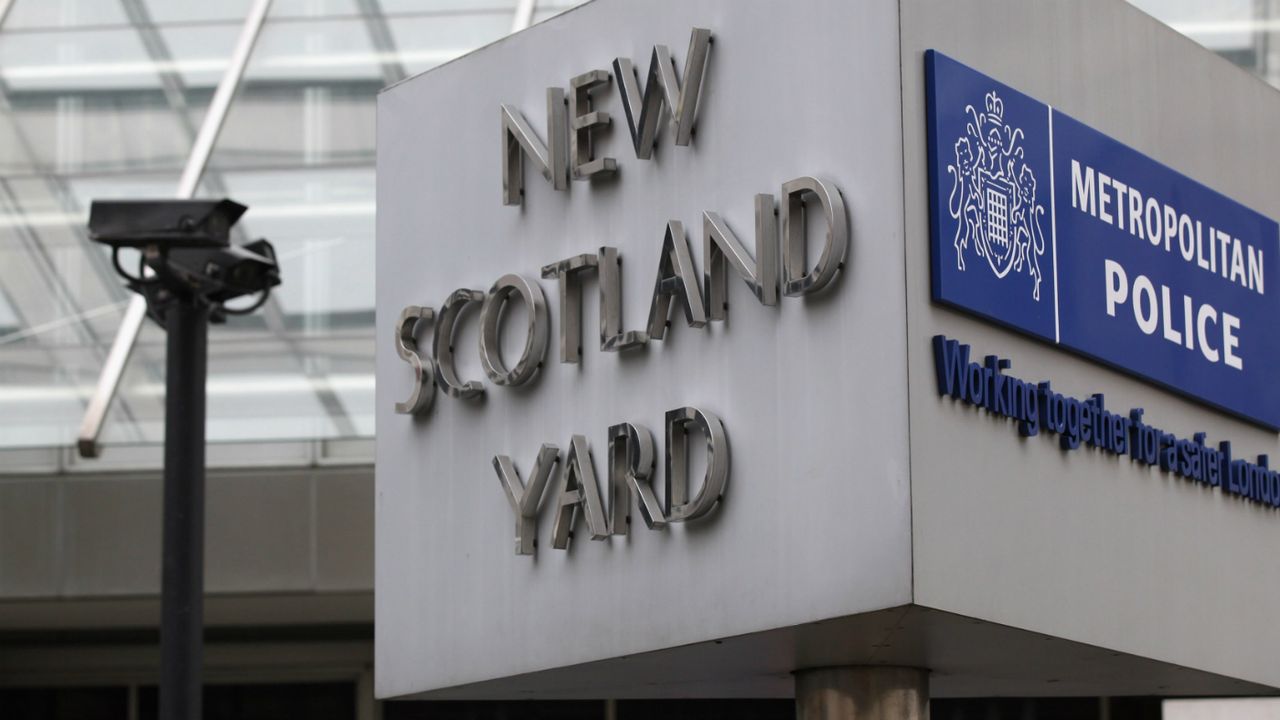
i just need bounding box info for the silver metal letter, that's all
[781,176,848,296]
[541,254,598,363]
[501,87,568,206]
[493,444,559,555]
[394,305,436,415]
[433,288,486,399]
[612,27,711,159]
[607,422,665,534]
[479,273,549,386]
[704,194,779,321]
[551,434,610,549]
[646,221,707,340]
[665,407,728,522]
[569,70,617,180]
[598,246,648,351]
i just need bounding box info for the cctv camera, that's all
[88,199,247,250]
[88,197,281,323]
[167,238,281,305]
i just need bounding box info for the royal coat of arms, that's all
[947,91,1047,301]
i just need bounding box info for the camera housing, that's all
[88,199,247,249]
[167,238,281,305]
[88,198,280,323]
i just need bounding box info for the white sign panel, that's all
[376,0,911,699]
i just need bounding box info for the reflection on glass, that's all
[0,287,19,331]
[532,1,589,25]
[5,0,128,29]
[0,167,179,448]
[0,28,162,91]
[157,24,245,87]
[0,0,247,450]
[6,92,209,176]
[271,0,362,18]
[386,13,510,75]
[1129,0,1254,51]
[226,167,375,316]
[250,16,383,82]
[211,84,375,169]
[377,0,517,14]
[1127,0,1280,84]
[143,0,256,25]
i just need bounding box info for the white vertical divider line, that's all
[1048,105,1061,344]
[77,0,274,458]
[0,0,15,29]
[512,0,537,33]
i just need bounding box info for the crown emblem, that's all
[983,92,1004,128]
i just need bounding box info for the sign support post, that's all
[159,298,209,720]
[85,196,281,720]
[795,667,929,720]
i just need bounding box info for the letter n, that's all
[703,194,779,320]
[501,88,568,206]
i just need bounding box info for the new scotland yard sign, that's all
[925,50,1280,429]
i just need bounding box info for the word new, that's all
[500,28,711,205]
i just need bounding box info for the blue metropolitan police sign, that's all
[925,50,1280,429]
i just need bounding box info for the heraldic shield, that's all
[926,50,1056,342]
[947,90,1048,299]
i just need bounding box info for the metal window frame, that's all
[512,0,536,33]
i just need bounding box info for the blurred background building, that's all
[0,0,1275,718]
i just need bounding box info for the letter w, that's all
[933,335,972,401]
[612,28,712,159]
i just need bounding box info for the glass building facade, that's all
[0,0,583,454]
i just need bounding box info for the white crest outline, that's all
[946,90,1047,301]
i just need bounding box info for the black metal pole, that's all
[159,299,208,720]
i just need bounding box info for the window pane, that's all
[1129,0,1254,51]
[0,0,524,451]
[0,28,163,92]
[141,0,256,25]
[387,13,510,76]
[4,0,129,30]
[157,23,246,89]
[0,2,243,450]
[377,0,518,13]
